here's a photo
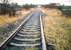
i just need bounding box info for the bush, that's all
[58,6,71,16]
[0,3,16,16]
[22,4,36,10]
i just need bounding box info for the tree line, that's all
[58,5,71,16]
[0,0,36,16]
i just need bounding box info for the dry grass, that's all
[0,9,30,27]
[42,8,71,50]
[0,9,30,45]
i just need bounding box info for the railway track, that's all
[1,11,46,50]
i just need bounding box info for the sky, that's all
[11,0,71,5]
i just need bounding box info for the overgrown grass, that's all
[42,8,71,50]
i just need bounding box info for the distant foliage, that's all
[0,4,15,16]
[58,6,71,16]
[22,4,36,10]
[0,0,21,16]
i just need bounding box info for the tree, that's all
[0,0,10,4]
[0,0,10,15]
[22,4,36,10]
[0,0,17,16]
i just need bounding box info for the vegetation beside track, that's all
[42,8,71,50]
